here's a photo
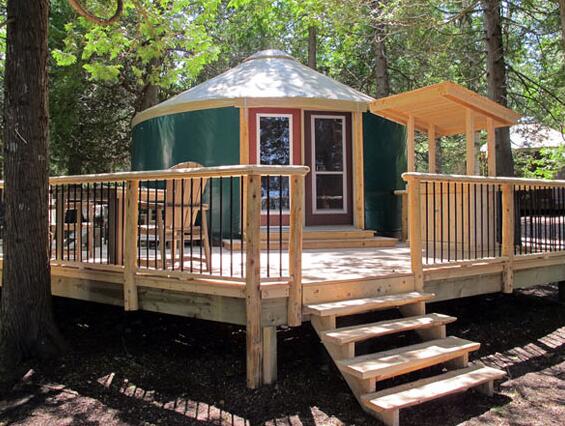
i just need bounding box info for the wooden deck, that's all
[1,165,565,402]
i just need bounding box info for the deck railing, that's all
[0,164,308,317]
[404,172,565,291]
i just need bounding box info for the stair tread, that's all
[304,292,434,317]
[337,336,480,380]
[321,313,457,345]
[361,364,505,412]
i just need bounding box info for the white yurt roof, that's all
[132,50,375,126]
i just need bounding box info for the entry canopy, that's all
[369,81,521,137]
[132,49,374,126]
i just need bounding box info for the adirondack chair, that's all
[50,186,96,260]
[140,162,211,271]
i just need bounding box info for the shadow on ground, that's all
[0,284,563,425]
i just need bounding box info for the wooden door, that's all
[304,111,353,226]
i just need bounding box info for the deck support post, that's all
[407,177,424,291]
[558,281,565,302]
[245,174,263,389]
[262,326,277,385]
[501,183,514,293]
[124,179,139,311]
[288,174,304,327]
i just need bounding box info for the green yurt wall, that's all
[132,107,239,170]
[363,113,407,237]
[132,107,241,240]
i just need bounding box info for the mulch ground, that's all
[0,284,563,426]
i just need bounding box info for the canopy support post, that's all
[428,124,437,174]
[465,109,476,175]
[407,114,416,172]
[486,117,496,176]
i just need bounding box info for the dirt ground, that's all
[0,284,563,426]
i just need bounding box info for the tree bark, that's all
[482,0,514,176]
[307,26,317,70]
[136,83,160,112]
[559,0,565,49]
[0,0,64,394]
[372,1,390,99]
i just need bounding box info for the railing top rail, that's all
[0,164,310,187]
[403,172,565,188]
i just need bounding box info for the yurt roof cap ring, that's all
[132,49,375,127]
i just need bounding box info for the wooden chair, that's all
[141,161,211,271]
[50,190,96,261]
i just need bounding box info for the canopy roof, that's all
[133,50,374,126]
[369,81,521,136]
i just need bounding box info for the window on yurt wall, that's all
[257,114,292,212]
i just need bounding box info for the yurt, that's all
[131,50,406,241]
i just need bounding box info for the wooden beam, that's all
[245,174,263,388]
[428,124,437,173]
[486,117,496,176]
[465,109,476,175]
[123,179,139,311]
[407,179,424,291]
[262,326,277,385]
[239,107,249,164]
[501,183,515,293]
[353,111,365,228]
[288,174,304,327]
[407,114,416,172]
[370,84,446,112]
[39,165,310,187]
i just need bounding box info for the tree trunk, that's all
[136,83,160,112]
[372,1,390,99]
[307,26,317,70]
[559,0,565,48]
[0,0,64,394]
[482,0,514,176]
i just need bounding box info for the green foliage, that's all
[515,146,565,179]
[1,0,563,178]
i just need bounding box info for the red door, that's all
[304,111,353,226]
[249,108,301,226]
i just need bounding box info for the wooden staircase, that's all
[224,227,398,250]
[306,291,505,426]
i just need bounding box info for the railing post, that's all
[245,174,262,388]
[407,178,424,291]
[288,174,304,327]
[501,183,515,293]
[124,179,139,311]
[55,188,64,261]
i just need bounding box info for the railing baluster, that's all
[180,178,185,272]
[266,176,270,277]
[219,177,223,276]
[190,178,194,273]
[230,176,234,277]
[440,181,444,262]
[425,181,429,264]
